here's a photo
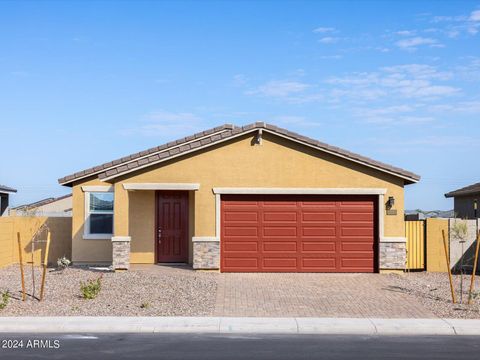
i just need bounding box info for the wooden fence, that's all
[0,216,71,268]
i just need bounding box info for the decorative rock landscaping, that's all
[0,265,217,316]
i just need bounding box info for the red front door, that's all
[156,191,189,263]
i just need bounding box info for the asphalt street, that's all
[0,333,479,360]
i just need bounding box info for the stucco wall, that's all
[129,190,155,263]
[0,216,71,268]
[425,218,449,272]
[71,132,407,264]
[71,178,112,264]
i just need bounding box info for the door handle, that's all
[158,228,162,242]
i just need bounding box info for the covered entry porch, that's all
[111,183,199,270]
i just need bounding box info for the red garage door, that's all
[221,194,377,273]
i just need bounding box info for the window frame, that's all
[84,191,114,240]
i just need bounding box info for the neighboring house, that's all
[445,182,480,219]
[404,209,454,221]
[0,185,17,216]
[10,194,72,217]
[58,122,420,273]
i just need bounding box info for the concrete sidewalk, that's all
[1,317,480,335]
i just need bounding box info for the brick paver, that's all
[132,265,435,318]
[214,273,435,318]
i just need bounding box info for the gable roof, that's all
[11,194,72,210]
[58,122,420,186]
[445,182,480,198]
[0,185,17,194]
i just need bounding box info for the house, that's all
[10,194,72,217]
[0,185,17,216]
[445,182,480,219]
[58,122,420,273]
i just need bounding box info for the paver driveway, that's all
[214,273,435,318]
[132,265,435,318]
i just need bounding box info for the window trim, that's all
[84,191,114,240]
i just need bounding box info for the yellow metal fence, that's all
[405,220,425,270]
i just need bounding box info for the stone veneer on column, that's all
[112,236,131,270]
[379,241,406,270]
[193,239,220,269]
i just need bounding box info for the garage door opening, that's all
[221,194,378,273]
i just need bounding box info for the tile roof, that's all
[445,182,480,198]
[0,185,17,193]
[58,122,420,185]
[11,194,72,210]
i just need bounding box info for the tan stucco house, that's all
[59,122,420,273]
[0,185,17,217]
[10,194,72,217]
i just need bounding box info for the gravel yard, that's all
[387,272,480,319]
[0,265,217,316]
[1,264,480,318]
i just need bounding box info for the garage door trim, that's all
[213,187,387,195]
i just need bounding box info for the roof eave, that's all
[445,191,480,198]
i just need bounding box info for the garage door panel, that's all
[302,227,337,237]
[224,226,258,237]
[341,212,373,221]
[302,212,336,222]
[224,241,259,252]
[300,201,336,207]
[224,257,259,269]
[221,194,376,273]
[302,258,336,269]
[263,257,297,269]
[224,211,258,222]
[262,201,298,208]
[263,211,297,222]
[263,241,297,252]
[263,227,297,237]
[341,241,373,251]
[341,258,374,269]
[223,203,259,210]
[301,241,336,252]
[341,227,373,236]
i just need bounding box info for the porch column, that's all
[112,182,131,270]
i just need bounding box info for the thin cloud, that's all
[120,110,204,137]
[319,55,343,59]
[246,80,310,98]
[318,37,339,44]
[232,74,248,87]
[395,36,439,50]
[326,64,459,100]
[274,115,322,127]
[470,10,480,21]
[313,27,335,33]
[396,30,416,36]
[430,9,480,37]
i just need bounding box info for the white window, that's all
[84,192,114,239]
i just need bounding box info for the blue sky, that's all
[1,0,479,210]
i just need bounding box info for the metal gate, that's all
[405,220,425,270]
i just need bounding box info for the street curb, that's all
[0,317,480,335]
